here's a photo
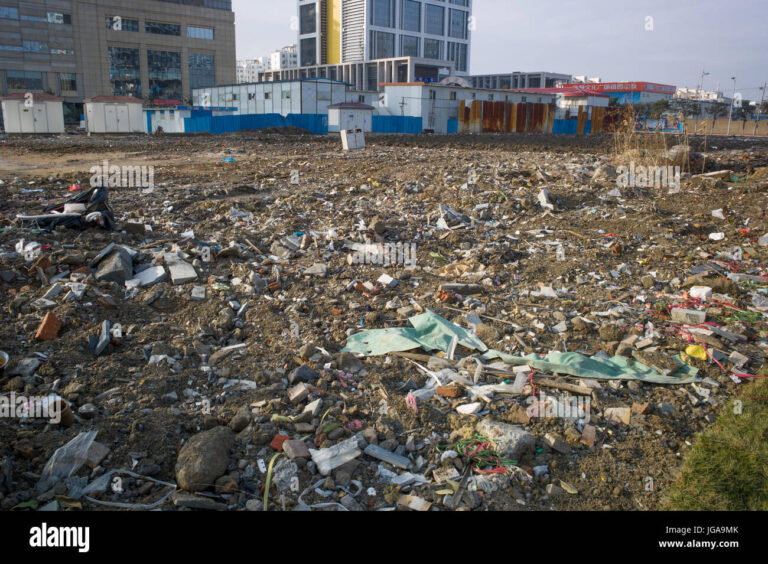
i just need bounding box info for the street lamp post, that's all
[695,68,709,133]
[756,83,766,136]
[697,67,709,98]
[727,76,736,135]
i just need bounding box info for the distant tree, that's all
[678,100,703,134]
[732,100,753,121]
[650,99,671,119]
[709,103,729,134]
[608,98,621,108]
[633,103,652,118]
[678,100,701,118]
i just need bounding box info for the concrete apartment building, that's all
[237,57,269,83]
[262,0,472,92]
[0,0,235,119]
[270,45,298,70]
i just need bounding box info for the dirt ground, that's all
[1,131,768,512]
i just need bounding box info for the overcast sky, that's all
[232,0,767,101]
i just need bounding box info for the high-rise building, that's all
[268,1,470,91]
[298,0,471,72]
[0,0,235,113]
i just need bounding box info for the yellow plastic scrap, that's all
[686,345,708,361]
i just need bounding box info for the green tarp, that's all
[342,311,699,385]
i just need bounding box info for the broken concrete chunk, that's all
[94,248,133,285]
[309,436,362,476]
[363,444,411,469]
[670,308,706,325]
[476,419,534,460]
[133,265,167,287]
[164,253,198,285]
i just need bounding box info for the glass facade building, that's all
[0,0,235,106]
[297,0,471,77]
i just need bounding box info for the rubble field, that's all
[1,131,768,512]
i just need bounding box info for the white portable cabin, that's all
[1,92,65,134]
[192,78,349,116]
[85,96,145,133]
[143,105,238,133]
[328,103,374,133]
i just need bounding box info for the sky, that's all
[232,0,768,101]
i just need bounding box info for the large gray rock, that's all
[476,419,535,460]
[175,427,234,492]
[94,248,133,285]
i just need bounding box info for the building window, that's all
[18,11,71,23]
[47,12,71,24]
[521,96,527,102]
[371,0,395,28]
[265,92,271,99]
[401,0,421,32]
[425,4,444,35]
[0,7,18,19]
[145,22,181,36]
[423,38,442,59]
[6,70,43,90]
[23,40,48,53]
[358,95,365,103]
[187,26,214,40]
[450,0,469,5]
[447,41,467,72]
[148,50,182,102]
[300,3,316,34]
[450,91,457,100]
[400,35,419,57]
[429,90,436,100]
[282,91,291,99]
[370,30,395,58]
[300,37,316,66]
[50,47,75,55]
[106,16,139,31]
[449,9,468,39]
[189,53,215,90]
[109,46,141,98]
[59,73,77,92]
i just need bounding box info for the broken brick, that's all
[35,312,62,341]
[269,434,290,452]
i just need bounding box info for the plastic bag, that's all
[36,431,97,492]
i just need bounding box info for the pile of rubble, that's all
[1,133,768,511]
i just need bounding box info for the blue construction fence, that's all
[552,119,592,135]
[371,115,422,134]
[184,113,328,135]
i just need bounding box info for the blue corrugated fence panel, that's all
[177,113,330,135]
[286,114,328,135]
[372,116,422,134]
[553,119,578,135]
